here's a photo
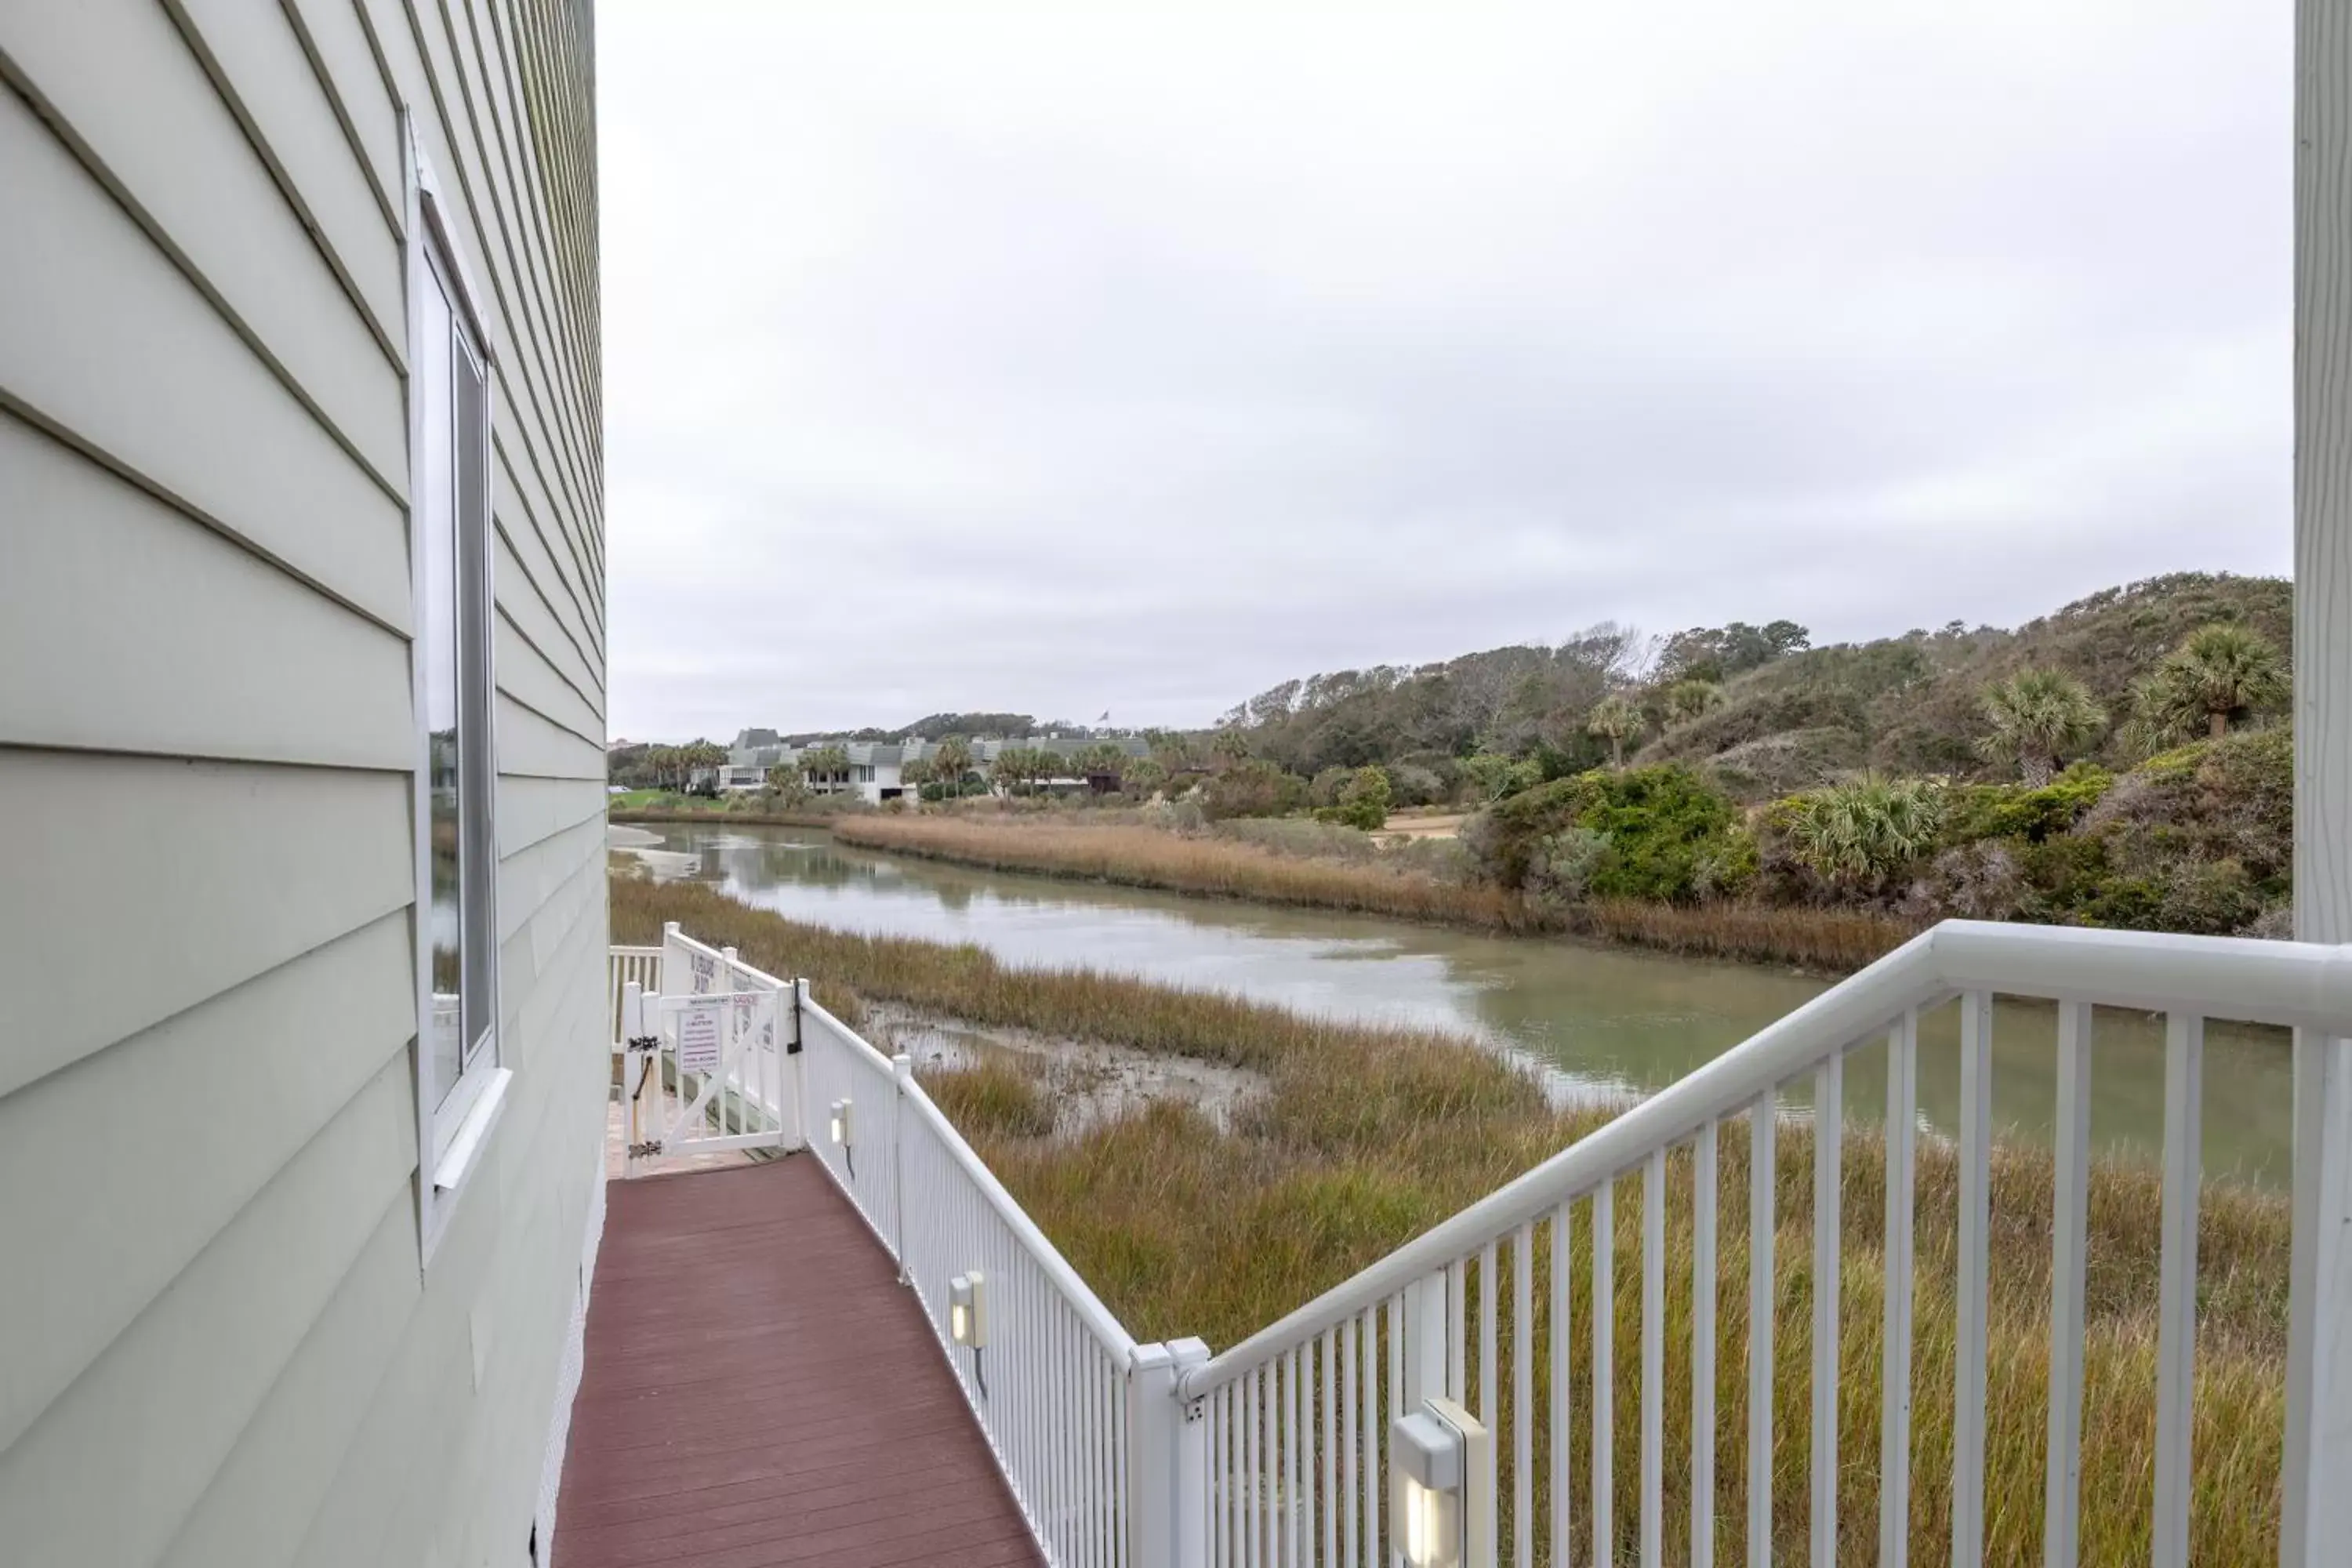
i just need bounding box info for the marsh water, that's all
[620,822,2294,1184]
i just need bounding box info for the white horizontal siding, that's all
[0,412,412,771]
[0,1,606,1563]
[0,750,413,1101]
[496,691,608,782]
[0,914,412,1458]
[280,0,405,237]
[155,1193,421,1568]
[0,1057,416,1568]
[167,0,407,359]
[0,0,406,492]
[0,83,412,632]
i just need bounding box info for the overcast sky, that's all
[601,3,2288,742]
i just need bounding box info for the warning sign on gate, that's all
[676,1000,724,1075]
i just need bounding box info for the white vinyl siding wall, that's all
[0,0,604,1563]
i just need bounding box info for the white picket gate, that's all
[615,922,804,1171]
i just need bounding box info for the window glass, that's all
[419,255,463,1107]
[420,243,495,1117]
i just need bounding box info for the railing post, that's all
[891,1053,913,1281]
[659,920,683,998]
[2283,1031,2352,1566]
[1130,1338,1211,1568]
[793,978,812,1149]
[1405,1270,1446,1408]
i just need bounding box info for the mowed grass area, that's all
[615,877,2288,1566]
[829,813,1918,972]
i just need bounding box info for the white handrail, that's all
[1183,921,2352,1396]
[902,1079,1137,1357]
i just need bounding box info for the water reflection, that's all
[628,823,2292,1184]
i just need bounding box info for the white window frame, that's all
[405,115,510,1257]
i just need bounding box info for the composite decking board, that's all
[555,1158,1044,1568]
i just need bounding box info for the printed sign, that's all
[677,1000,724,1075]
[689,951,717,994]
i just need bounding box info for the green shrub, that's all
[1943,764,2114,846]
[1314,766,1391,831]
[1202,759,1308,820]
[1468,765,1744,902]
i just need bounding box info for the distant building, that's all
[717,734,1151,802]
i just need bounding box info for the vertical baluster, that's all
[1243,1371,1258,1568]
[1882,1011,1918,1568]
[2154,1013,2204,1568]
[1593,1181,1616,1566]
[1693,1120,1719,1568]
[1642,1150,1666,1568]
[1325,1329,1339,1568]
[1480,1240,1499,1559]
[1290,1347,1304,1568]
[1515,1221,1534,1568]
[1811,1054,1842,1568]
[1208,1381,1223,1568]
[1343,1314,1360,1568]
[1377,1300,1394,1568]
[1449,1258,1469,1403]
[1264,1362,1279,1568]
[1552,1200,1572,1568]
[1748,1094,1776,1568]
[1953,992,1994,1567]
[2044,1002,2092,1568]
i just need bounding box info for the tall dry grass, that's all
[829,814,1918,971]
[614,877,2286,1564]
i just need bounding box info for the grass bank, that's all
[829,814,1916,972]
[615,876,2287,1566]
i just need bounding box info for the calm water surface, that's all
[626,823,2292,1184]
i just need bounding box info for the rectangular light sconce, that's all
[949,1270,989,1348]
[829,1097,852,1146]
[1389,1396,1492,1568]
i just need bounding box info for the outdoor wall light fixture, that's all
[829,1098,854,1176]
[949,1270,990,1396]
[1388,1396,1492,1568]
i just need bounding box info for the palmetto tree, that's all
[1663,679,1723,726]
[1788,773,1946,892]
[933,736,975,797]
[1586,695,1643,769]
[900,758,935,793]
[801,744,851,793]
[989,750,1024,794]
[2137,622,2291,742]
[1976,667,2107,786]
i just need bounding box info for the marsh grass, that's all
[614,877,2286,1564]
[829,815,1918,971]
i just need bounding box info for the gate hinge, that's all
[1184,1397,1206,1423]
[628,1139,665,1157]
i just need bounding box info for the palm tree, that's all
[1976,667,2106,786]
[900,757,935,794]
[1663,679,1723,726]
[1586,695,1642,769]
[802,744,851,794]
[2137,623,2290,742]
[989,750,1023,795]
[1210,728,1252,766]
[1788,773,1946,891]
[933,736,974,798]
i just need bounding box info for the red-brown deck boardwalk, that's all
[556,1157,1045,1567]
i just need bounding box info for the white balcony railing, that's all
[612,920,2352,1568]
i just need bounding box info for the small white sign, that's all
[677,1001,724,1075]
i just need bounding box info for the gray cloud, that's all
[602,2,2288,741]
